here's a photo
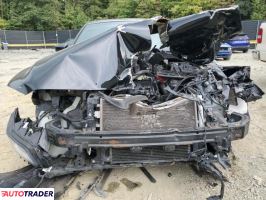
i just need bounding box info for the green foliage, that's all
[251,0,266,20]
[7,0,61,30]
[236,0,253,20]
[60,2,88,29]
[169,0,238,18]
[36,1,61,30]
[171,0,203,17]
[135,0,161,18]
[160,0,178,18]
[0,0,264,30]
[217,0,235,7]
[106,0,137,18]
[0,17,8,29]
[80,0,109,19]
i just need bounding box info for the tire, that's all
[243,49,248,53]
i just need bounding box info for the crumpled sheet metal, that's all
[165,6,242,63]
[8,20,153,94]
[9,30,119,94]
[8,6,242,94]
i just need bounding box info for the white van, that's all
[253,22,266,61]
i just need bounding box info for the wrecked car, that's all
[5,6,264,198]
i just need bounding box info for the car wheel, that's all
[243,49,248,53]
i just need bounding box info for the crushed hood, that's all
[163,6,241,63]
[8,20,153,94]
[8,6,242,94]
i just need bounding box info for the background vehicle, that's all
[216,43,232,60]
[227,33,250,52]
[253,22,266,61]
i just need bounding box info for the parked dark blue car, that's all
[216,43,232,60]
[226,33,250,53]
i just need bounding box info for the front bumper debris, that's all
[45,117,250,148]
[6,109,250,200]
[7,108,250,170]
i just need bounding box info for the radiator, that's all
[100,97,196,131]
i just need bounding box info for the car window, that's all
[74,20,167,52]
[75,21,132,44]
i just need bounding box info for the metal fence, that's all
[0,20,265,49]
[0,29,79,48]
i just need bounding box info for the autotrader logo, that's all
[0,188,54,200]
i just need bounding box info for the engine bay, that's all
[10,50,262,170]
[4,6,264,199]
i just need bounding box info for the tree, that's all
[135,0,161,18]
[217,0,235,7]
[7,1,37,30]
[60,1,88,29]
[0,0,263,30]
[170,0,220,18]
[251,0,266,20]
[80,0,109,20]
[106,0,137,18]
[0,17,7,29]
[36,0,61,30]
[236,0,253,20]
[160,0,177,18]
[7,0,61,30]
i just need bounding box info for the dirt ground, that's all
[0,49,265,200]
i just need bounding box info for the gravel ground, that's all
[0,49,265,200]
